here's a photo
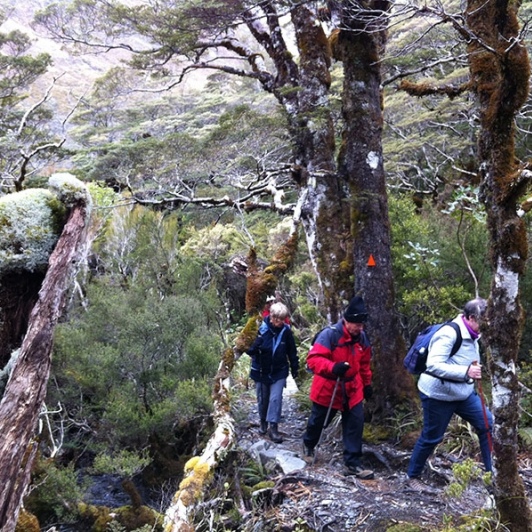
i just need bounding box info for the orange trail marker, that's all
[367,254,376,267]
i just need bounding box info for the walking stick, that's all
[474,362,493,453]
[312,376,340,465]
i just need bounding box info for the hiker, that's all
[263,294,290,324]
[302,296,374,479]
[247,302,299,443]
[262,295,277,318]
[406,297,493,491]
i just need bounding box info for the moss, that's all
[122,478,143,508]
[78,502,113,531]
[15,510,40,532]
[184,456,201,473]
[251,480,275,490]
[116,504,163,531]
[48,172,93,212]
[398,79,471,99]
[0,173,91,280]
[176,459,213,508]
[235,317,259,353]
[0,188,63,277]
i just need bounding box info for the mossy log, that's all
[0,175,91,532]
[163,354,237,532]
[164,232,299,531]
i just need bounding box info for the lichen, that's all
[0,188,64,277]
[48,172,93,213]
[15,509,40,532]
[0,173,91,280]
[0,349,20,397]
[184,456,200,473]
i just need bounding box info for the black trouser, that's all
[303,400,364,468]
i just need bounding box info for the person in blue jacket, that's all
[247,302,298,443]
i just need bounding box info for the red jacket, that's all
[307,319,372,410]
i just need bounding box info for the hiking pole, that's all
[312,376,340,466]
[474,361,493,453]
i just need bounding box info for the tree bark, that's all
[289,3,353,321]
[333,3,416,413]
[465,0,532,529]
[0,202,90,531]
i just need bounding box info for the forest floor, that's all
[233,379,532,532]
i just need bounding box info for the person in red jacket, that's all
[302,296,374,479]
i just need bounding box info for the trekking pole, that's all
[312,376,340,466]
[474,361,493,453]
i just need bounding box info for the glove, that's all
[292,369,298,381]
[332,362,350,377]
[363,385,373,400]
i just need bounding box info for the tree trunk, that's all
[465,1,532,529]
[0,202,90,531]
[333,3,415,414]
[289,3,353,320]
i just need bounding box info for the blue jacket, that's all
[247,317,298,384]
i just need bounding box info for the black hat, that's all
[343,296,368,323]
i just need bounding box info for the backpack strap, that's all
[446,321,463,358]
[424,321,464,382]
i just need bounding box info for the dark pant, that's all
[303,401,365,468]
[408,391,493,478]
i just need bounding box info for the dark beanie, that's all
[343,296,368,323]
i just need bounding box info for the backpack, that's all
[403,321,462,375]
[310,325,342,350]
[307,325,371,373]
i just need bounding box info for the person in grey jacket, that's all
[407,298,493,489]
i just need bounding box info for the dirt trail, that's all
[234,380,502,531]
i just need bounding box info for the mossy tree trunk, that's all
[278,2,354,320]
[0,202,90,532]
[465,0,532,529]
[332,3,415,413]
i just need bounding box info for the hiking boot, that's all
[258,420,268,435]
[344,464,374,480]
[405,477,425,493]
[302,442,314,458]
[268,423,283,443]
[405,477,437,494]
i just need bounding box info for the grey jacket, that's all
[417,315,479,401]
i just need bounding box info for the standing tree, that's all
[35,0,413,413]
[397,0,532,528]
[330,1,410,413]
[466,0,532,528]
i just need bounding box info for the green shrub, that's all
[25,459,87,525]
